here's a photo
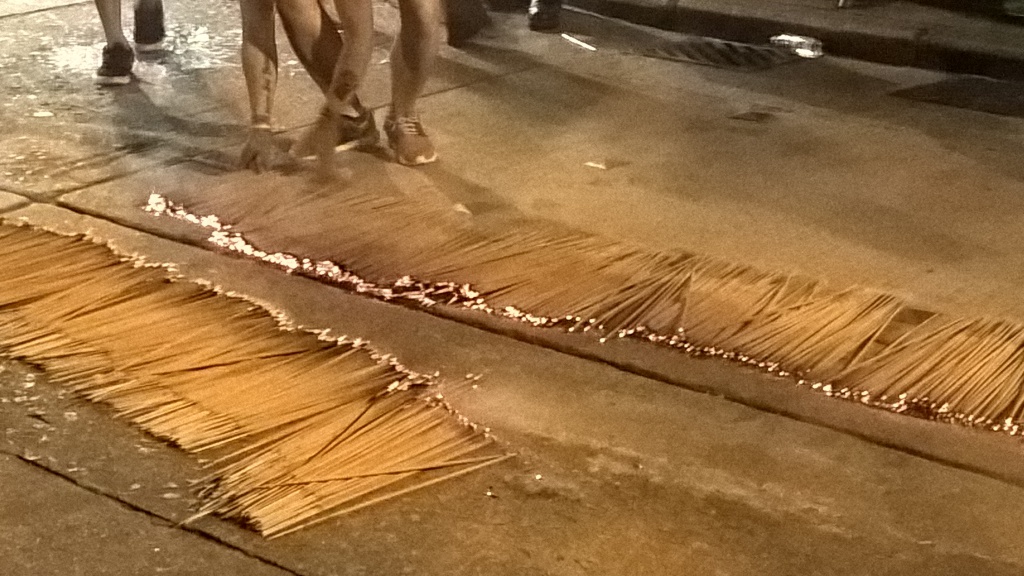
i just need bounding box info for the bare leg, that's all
[94,0,128,46]
[239,0,292,171]
[240,0,278,127]
[384,0,441,165]
[290,0,375,171]
[276,0,341,95]
[391,0,442,119]
[277,0,366,118]
[323,0,374,115]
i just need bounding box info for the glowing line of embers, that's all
[145,193,1021,435]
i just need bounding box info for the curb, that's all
[563,0,1024,80]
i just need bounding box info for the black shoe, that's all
[294,106,380,160]
[446,0,492,47]
[336,108,380,152]
[134,0,165,52]
[95,43,134,86]
[527,0,561,31]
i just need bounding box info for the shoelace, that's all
[389,116,427,136]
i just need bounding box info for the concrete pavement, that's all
[0,453,291,576]
[2,0,1024,574]
[4,202,1024,575]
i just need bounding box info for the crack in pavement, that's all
[2,448,306,576]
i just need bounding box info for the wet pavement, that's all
[3,1,1024,575]
[5,1,1024,320]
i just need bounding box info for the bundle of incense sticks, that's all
[0,223,506,538]
[150,168,1024,434]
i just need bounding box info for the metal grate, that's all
[640,37,801,70]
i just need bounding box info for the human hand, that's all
[290,108,340,164]
[239,126,293,173]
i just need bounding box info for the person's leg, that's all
[240,0,279,129]
[385,0,442,165]
[133,0,166,52]
[95,0,128,46]
[238,0,291,171]
[290,0,374,169]
[283,0,379,160]
[390,0,441,119]
[321,0,375,116]
[276,0,342,95]
[94,0,134,85]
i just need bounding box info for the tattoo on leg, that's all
[260,59,274,122]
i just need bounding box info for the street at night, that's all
[2,1,1024,574]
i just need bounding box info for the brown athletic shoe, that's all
[383,114,437,166]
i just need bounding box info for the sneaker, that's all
[134,0,165,52]
[527,0,561,31]
[335,108,380,152]
[384,114,438,166]
[95,43,134,86]
[295,107,379,160]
